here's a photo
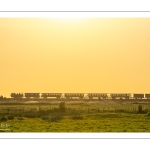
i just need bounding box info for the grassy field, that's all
[0,100,150,132]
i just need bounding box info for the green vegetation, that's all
[0,100,150,132]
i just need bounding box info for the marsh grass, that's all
[1,112,150,132]
[0,101,150,132]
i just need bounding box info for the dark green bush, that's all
[59,102,65,112]
[7,115,14,120]
[41,116,49,120]
[17,117,24,120]
[71,115,83,120]
[38,110,51,115]
[0,116,7,121]
[50,115,62,122]
[147,112,150,116]
[23,112,37,118]
[41,114,63,122]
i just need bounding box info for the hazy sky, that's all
[0,18,150,97]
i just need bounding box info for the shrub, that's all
[138,105,142,113]
[59,102,65,112]
[0,116,7,121]
[7,115,14,120]
[68,109,80,115]
[50,115,62,122]
[38,110,51,115]
[17,117,24,120]
[23,112,37,118]
[41,116,49,120]
[147,112,150,116]
[16,114,23,117]
[41,114,63,122]
[71,115,83,120]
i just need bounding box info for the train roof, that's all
[110,93,131,94]
[11,92,23,94]
[87,93,108,94]
[25,92,40,94]
[41,93,61,94]
[64,93,84,94]
[133,93,144,94]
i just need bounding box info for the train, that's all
[0,93,149,100]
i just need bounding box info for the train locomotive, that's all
[11,93,23,99]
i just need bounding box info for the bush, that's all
[59,102,65,112]
[0,116,7,121]
[16,114,23,117]
[71,115,83,120]
[50,115,62,122]
[17,117,24,120]
[41,114,63,122]
[38,110,51,115]
[147,112,150,116]
[7,115,14,120]
[23,112,37,118]
[68,109,80,115]
[41,116,49,120]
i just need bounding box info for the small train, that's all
[6,92,150,100]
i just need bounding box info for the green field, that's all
[0,100,150,132]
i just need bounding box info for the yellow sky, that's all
[0,18,150,97]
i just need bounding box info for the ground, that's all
[0,99,150,132]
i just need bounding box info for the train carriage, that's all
[88,93,108,99]
[133,94,144,99]
[25,93,40,99]
[110,93,131,99]
[41,93,62,99]
[145,94,150,99]
[64,93,84,99]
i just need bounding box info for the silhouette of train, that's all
[7,93,150,100]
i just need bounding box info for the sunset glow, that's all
[0,18,150,97]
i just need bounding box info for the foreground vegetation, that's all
[0,100,150,132]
